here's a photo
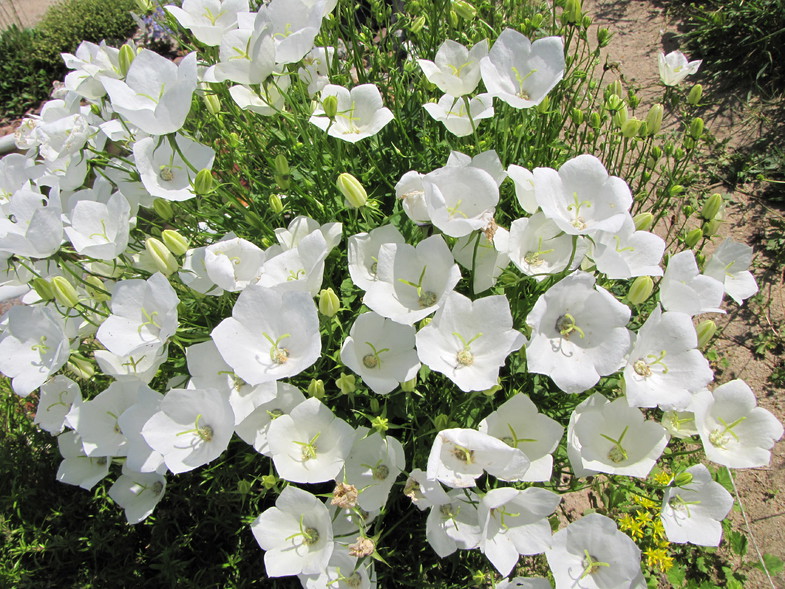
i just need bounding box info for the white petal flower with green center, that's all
[348,224,406,291]
[422,164,499,237]
[658,50,701,86]
[660,250,724,316]
[96,272,179,358]
[258,231,329,296]
[423,93,494,138]
[62,40,121,99]
[251,485,334,577]
[55,430,111,490]
[507,212,587,281]
[395,170,429,224]
[417,39,488,97]
[480,29,564,109]
[425,488,482,557]
[297,46,333,97]
[661,410,699,439]
[63,192,131,260]
[624,306,714,410]
[142,387,235,474]
[341,427,406,511]
[703,238,758,304]
[95,343,168,384]
[567,393,669,478]
[591,216,665,279]
[660,464,733,546]
[309,84,394,143]
[507,164,537,214]
[204,236,266,292]
[534,155,633,236]
[117,385,166,474]
[479,487,561,577]
[479,393,564,482]
[267,397,355,483]
[525,271,632,394]
[545,513,646,589]
[134,134,215,202]
[205,19,275,85]
[165,0,248,47]
[364,235,461,326]
[273,215,342,253]
[416,292,524,392]
[255,0,325,65]
[299,549,375,589]
[108,467,167,524]
[446,149,508,186]
[211,284,321,385]
[694,379,784,468]
[35,376,82,434]
[229,71,291,115]
[0,185,63,259]
[340,311,419,395]
[427,428,530,487]
[403,468,451,511]
[234,382,306,455]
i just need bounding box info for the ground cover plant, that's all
[0,0,782,586]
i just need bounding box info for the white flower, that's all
[364,235,461,326]
[341,428,406,511]
[534,155,633,236]
[480,29,565,108]
[623,306,713,410]
[453,226,511,294]
[117,385,166,474]
[567,393,669,478]
[507,212,586,281]
[340,311,420,395]
[703,238,758,304]
[207,19,275,85]
[229,71,291,115]
[478,393,564,482]
[211,284,321,385]
[590,216,665,279]
[298,46,333,97]
[101,51,198,135]
[258,231,329,296]
[446,149,507,186]
[251,486,334,577]
[479,487,560,576]
[165,0,248,47]
[506,164,537,214]
[422,164,499,237]
[545,513,646,589]
[661,410,699,439]
[694,380,783,468]
[35,376,82,434]
[55,431,111,490]
[403,468,450,511]
[427,428,530,487]
[267,397,355,483]
[63,191,131,260]
[425,488,482,557]
[660,250,725,316]
[142,387,235,474]
[299,549,375,589]
[395,170,429,225]
[273,215,342,252]
[417,39,488,96]
[108,467,167,524]
[309,84,394,143]
[347,224,405,291]
[180,245,224,296]
[134,135,215,202]
[423,93,494,137]
[525,272,632,394]
[234,382,306,455]
[62,41,121,99]
[658,50,701,86]
[660,464,733,546]
[256,0,326,65]
[204,236,265,292]
[0,185,63,259]
[416,292,524,392]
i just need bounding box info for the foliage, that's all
[0,26,53,122]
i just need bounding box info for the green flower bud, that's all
[162,229,189,256]
[307,378,325,399]
[589,111,602,129]
[31,277,54,301]
[448,8,459,27]
[597,27,612,47]
[84,275,110,302]
[535,96,550,114]
[621,118,641,138]
[410,15,426,34]
[318,287,340,317]
[451,0,477,19]
[687,84,703,105]
[570,108,584,125]
[401,377,417,392]
[641,170,652,183]
[683,136,696,150]
[237,479,253,495]
[689,117,704,140]
[433,414,450,431]
[651,146,663,160]
[228,132,240,148]
[628,92,640,110]
[645,104,663,135]
[193,169,214,195]
[68,355,95,380]
[269,193,284,214]
[672,471,694,487]
[563,0,581,23]
[627,276,653,305]
[202,92,221,115]
[696,319,717,349]
[581,13,592,27]
[323,95,339,119]
[336,373,356,395]
[273,154,289,177]
[152,198,174,221]
[337,173,368,208]
[684,228,703,248]
[701,193,723,220]
[637,121,649,137]
[145,237,178,276]
[606,79,623,99]
[119,44,136,77]
[683,204,695,217]
[612,105,628,128]
[633,212,654,231]
[134,0,154,13]
[663,142,674,157]
[669,184,685,197]
[703,218,722,237]
[675,147,686,160]
[261,474,277,489]
[51,276,79,308]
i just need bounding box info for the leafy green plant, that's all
[0,26,53,122]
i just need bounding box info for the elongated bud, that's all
[307,378,325,399]
[563,0,581,23]
[51,276,79,308]
[202,92,221,115]
[589,111,602,129]
[689,117,704,140]
[32,277,54,301]
[119,44,136,77]
[597,27,611,47]
[401,376,417,392]
[672,471,694,487]
[269,193,284,214]
[318,287,340,317]
[68,355,95,380]
[627,276,653,305]
[687,84,703,105]
[645,104,664,135]
[433,414,450,431]
[336,373,356,395]
[410,15,426,34]
[153,198,173,221]
[451,0,477,19]
[612,105,628,127]
[84,275,110,302]
[701,193,723,220]
[162,229,189,256]
[633,212,654,231]
[322,95,338,119]
[570,107,584,125]
[696,319,717,349]
[703,218,722,236]
[134,0,154,13]
[145,237,178,276]
[337,173,368,208]
[448,8,459,27]
[273,154,290,190]
[607,79,623,99]
[684,228,703,248]
[193,169,214,195]
[621,118,641,138]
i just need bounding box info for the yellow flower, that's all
[632,494,657,509]
[619,513,636,532]
[650,519,667,541]
[652,470,673,486]
[644,547,674,571]
[636,510,653,525]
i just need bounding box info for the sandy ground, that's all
[0,0,59,30]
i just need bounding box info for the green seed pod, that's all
[633,212,654,231]
[627,276,653,305]
[193,169,214,195]
[318,287,340,317]
[684,228,703,248]
[322,95,338,119]
[621,118,641,138]
[162,229,189,256]
[651,146,663,160]
[119,44,136,77]
[689,117,704,140]
[701,193,723,220]
[687,84,703,105]
[51,276,80,308]
[336,373,356,395]
[696,319,717,349]
[269,193,284,214]
[337,173,368,208]
[145,237,178,276]
[645,104,664,135]
[683,204,695,217]
[702,218,722,236]
[307,378,325,399]
[152,198,174,221]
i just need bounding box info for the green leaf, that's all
[666,564,687,587]
[752,553,785,576]
[728,530,748,556]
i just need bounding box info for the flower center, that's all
[607,445,627,463]
[303,527,319,545]
[581,550,610,577]
[451,444,474,464]
[555,313,585,340]
[456,349,474,366]
[363,354,379,369]
[708,415,747,449]
[418,290,437,308]
[159,166,174,182]
[373,464,390,480]
[633,359,652,377]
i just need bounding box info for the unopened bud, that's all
[589,111,602,129]
[535,96,550,114]
[227,132,240,148]
[145,237,178,276]
[202,92,221,115]
[669,184,685,197]
[410,15,426,34]
[67,355,95,380]
[607,79,623,99]
[684,228,703,248]
[570,107,584,125]
[597,27,611,47]
[448,8,459,27]
[633,212,654,232]
[307,378,325,399]
[119,44,136,77]
[193,169,214,195]
[336,373,356,395]
[322,95,338,119]
[627,276,653,305]
[645,104,663,135]
[337,172,368,208]
[672,471,694,487]
[162,229,189,256]
[401,377,417,392]
[605,94,624,112]
[451,0,477,19]
[612,105,628,127]
[153,198,173,221]
[702,218,722,236]
[651,146,663,160]
[433,414,450,431]
[687,84,703,105]
[689,117,704,140]
[318,287,340,317]
[269,193,284,214]
[563,0,582,23]
[621,118,641,138]
[84,275,110,302]
[696,319,717,349]
[701,193,723,220]
[31,277,54,301]
[51,276,79,308]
